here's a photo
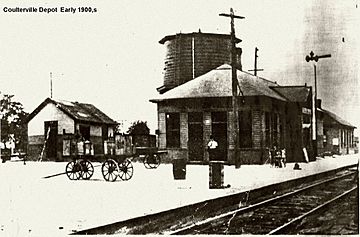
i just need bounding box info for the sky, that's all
[0,0,359,134]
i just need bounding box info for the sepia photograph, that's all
[0,0,359,236]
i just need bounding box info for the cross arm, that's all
[219,13,245,19]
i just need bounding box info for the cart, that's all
[65,135,167,182]
[65,157,94,180]
[101,147,167,182]
[65,140,96,180]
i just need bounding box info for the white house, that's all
[26,98,117,161]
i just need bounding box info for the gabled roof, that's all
[150,64,287,102]
[271,86,311,103]
[322,109,356,128]
[27,98,117,125]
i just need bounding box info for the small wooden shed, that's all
[26,98,117,161]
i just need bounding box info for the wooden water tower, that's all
[157,32,242,94]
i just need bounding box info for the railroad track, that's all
[171,169,358,235]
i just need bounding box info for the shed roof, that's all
[271,86,311,103]
[150,64,287,102]
[27,98,117,125]
[322,109,356,128]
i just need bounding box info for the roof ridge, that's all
[239,69,278,85]
[273,85,311,88]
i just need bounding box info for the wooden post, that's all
[305,51,331,159]
[248,47,264,76]
[220,8,245,168]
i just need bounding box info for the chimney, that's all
[235,47,242,70]
[316,99,322,109]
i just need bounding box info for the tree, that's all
[0,93,28,152]
[127,120,150,135]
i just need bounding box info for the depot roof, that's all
[322,109,356,128]
[150,64,288,102]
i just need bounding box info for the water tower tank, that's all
[157,32,241,94]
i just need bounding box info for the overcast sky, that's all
[0,0,359,134]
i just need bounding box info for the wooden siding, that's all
[28,103,74,136]
[180,113,188,149]
[158,112,166,149]
[156,96,294,165]
[253,110,262,148]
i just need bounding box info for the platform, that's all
[0,154,358,236]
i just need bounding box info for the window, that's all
[79,125,90,140]
[166,113,180,148]
[239,110,252,148]
[303,114,311,124]
[211,112,228,161]
[102,125,108,140]
[323,129,328,147]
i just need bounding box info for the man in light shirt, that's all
[207,135,218,160]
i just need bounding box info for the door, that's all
[188,112,203,161]
[44,121,58,161]
[211,112,228,161]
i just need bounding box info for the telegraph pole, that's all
[50,72,53,99]
[220,8,245,168]
[248,47,264,76]
[305,51,331,159]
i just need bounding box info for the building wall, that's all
[322,126,356,155]
[323,127,340,154]
[339,127,355,155]
[91,126,101,137]
[28,103,74,136]
[156,97,295,165]
[27,103,112,160]
[253,110,262,149]
[321,110,356,156]
[180,113,188,149]
[27,103,75,160]
[285,102,311,163]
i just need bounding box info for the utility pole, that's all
[305,51,331,159]
[248,47,264,76]
[50,72,53,99]
[220,8,245,168]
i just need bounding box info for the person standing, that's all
[207,135,218,161]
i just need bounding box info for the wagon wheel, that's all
[143,155,151,169]
[65,161,82,180]
[102,159,119,182]
[80,160,94,180]
[143,154,161,169]
[119,159,134,181]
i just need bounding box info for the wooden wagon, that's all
[65,133,167,182]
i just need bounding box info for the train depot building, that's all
[318,106,357,156]
[151,64,314,164]
[26,98,117,161]
[151,32,356,165]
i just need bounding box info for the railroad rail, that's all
[171,169,358,235]
[72,164,358,235]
